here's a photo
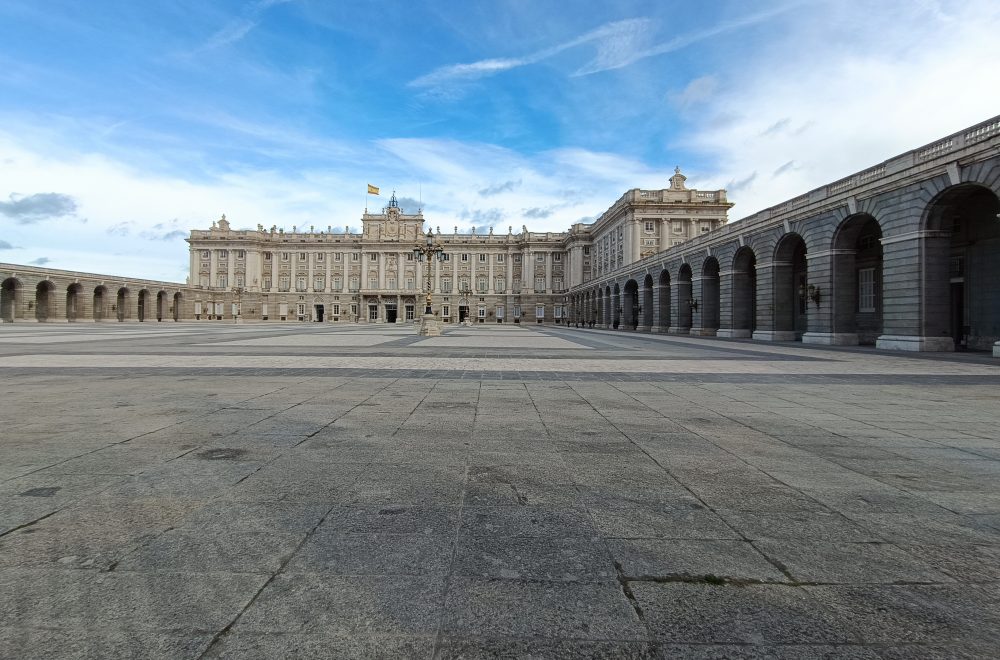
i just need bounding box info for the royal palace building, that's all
[183,169,730,325]
[3,116,999,356]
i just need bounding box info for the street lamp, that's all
[412,228,445,335]
[232,286,244,323]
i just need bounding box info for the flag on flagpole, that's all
[367,184,380,195]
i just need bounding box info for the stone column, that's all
[802,250,848,345]
[715,270,744,338]
[752,260,794,341]
[876,231,954,351]
[669,280,690,334]
[545,253,552,293]
[689,276,715,336]
[210,251,218,288]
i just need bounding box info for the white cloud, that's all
[679,0,1000,219]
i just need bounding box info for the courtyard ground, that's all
[1,322,999,659]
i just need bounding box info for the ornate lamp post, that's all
[412,228,444,335]
[231,286,244,323]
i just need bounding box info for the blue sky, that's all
[1,0,998,281]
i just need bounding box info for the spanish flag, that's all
[367,184,380,195]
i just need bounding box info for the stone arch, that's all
[66,283,83,322]
[622,279,640,330]
[137,289,150,322]
[773,233,808,339]
[922,184,1000,350]
[831,214,884,344]
[93,286,108,321]
[116,287,130,322]
[657,269,671,331]
[699,257,721,334]
[641,273,656,332]
[1,277,22,322]
[732,247,757,336]
[676,264,693,332]
[35,280,55,322]
[173,292,182,322]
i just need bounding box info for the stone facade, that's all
[4,117,999,357]
[566,116,1000,356]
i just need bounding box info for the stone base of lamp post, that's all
[417,313,442,336]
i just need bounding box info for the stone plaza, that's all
[1,322,999,658]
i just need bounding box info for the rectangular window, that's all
[405,277,414,290]
[442,253,450,261]
[644,221,654,232]
[702,226,710,233]
[332,303,341,316]
[495,278,505,293]
[387,277,397,289]
[673,225,683,234]
[298,252,306,260]
[479,253,487,262]
[296,277,307,292]
[262,276,271,290]
[513,305,521,318]
[553,253,561,262]
[406,253,414,261]
[297,303,305,317]
[554,305,562,319]
[513,254,522,263]
[236,250,245,259]
[442,304,451,318]
[334,252,342,261]
[478,307,486,318]
[553,278,563,291]
[201,263,209,270]
[496,254,505,263]
[405,305,414,320]
[496,305,504,319]
[859,268,876,312]
[441,278,452,293]
[201,250,210,258]
[316,252,324,262]
[279,276,290,291]
[369,253,378,261]
[535,305,545,318]
[263,252,271,261]
[352,253,359,261]
[281,252,290,261]
[314,277,324,290]
[219,250,228,258]
[512,279,521,293]
[217,274,228,288]
[477,278,487,293]
[461,254,469,262]
[333,277,342,290]
[349,276,359,292]
[235,275,245,287]
[584,247,590,255]
[534,277,545,293]
[459,277,470,292]
[351,303,358,317]
[369,277,379,289]
[536,254,545,263]
[369,305,378,321]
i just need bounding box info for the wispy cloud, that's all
[410,18,654,91]
[195,0,295,53]
[29,257,51,266]
[411,5,803,94]
[726,172,757,192]
[760,118,792,137]
[669,76,719,111]
[479,179,521,197]
[0,240,16,249]
[0,192,77,224]
[773,160,798,177]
